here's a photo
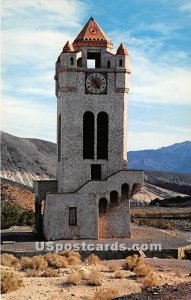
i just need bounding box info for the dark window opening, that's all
[70,57,74,66]
[107,60,110,68]
[83,112,94,159]
[77,57,82,68]
[99,198,108,215]
[87,52,101,68]
[69,207,77,226]
[97,112,108,159]
[57,114,61,161]
[91,164,101,180]
[119,59,123,67]
[110,190,118,206]
[121,183,130,200]
[131,183,141,196]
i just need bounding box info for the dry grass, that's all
[124,255,144,271]
[134,262,153,276]
[114,270,127,278]
[108,263,120,272]
[42,268,60,277]
[20,256,33,269]
[45,253,68,268]
[1,271,23,294]
[67,271,82,285]
[25,269,41,277]
[88,270,102,286]
[60,250,81,260]
[67,255,82,265]
[87,254,101,265]
[1,253,19,268]
[30,255,48,270]
[92,287,119,300]
[141,273,160,289]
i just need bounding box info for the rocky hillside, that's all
[128,141,191,174]
[1,131,191,197]
[1,131,57,187]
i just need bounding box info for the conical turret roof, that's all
[116,43,128,55]
[73,17,113,49]
[62,41,74,53]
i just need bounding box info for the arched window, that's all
[99,198,108,215]
[107,60,110,68]
[97,112,108,159]
[119,59,123,67]
[57,114,61,161]
[77,57,82,68]
[110,190,118,206]
[83,112,94,159]
[121,183,130,200]
[70,57,74,66]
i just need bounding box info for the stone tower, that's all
[34,18,143,241]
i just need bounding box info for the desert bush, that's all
[20,256,33,269]
[123,255,144,271]
[1,253,19,268]
[67,271,82,285]
[1,199,35,229]
[134,262,153,276]
[87,254,101,265]
[88,270,102,286]
[108,263,120,272]
[42,268,60,277]
[60,250,81,259]
[114,270,127,278]
[45,253,68,268]
[141,273,160,289]
[30,255,48,270]
[1,271,23,293]
[67,255,82,265]
[25,269,41,277]
[93,287,119,300]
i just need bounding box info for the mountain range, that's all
[1,131,191,193]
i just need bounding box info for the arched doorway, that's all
[110,190,118,207]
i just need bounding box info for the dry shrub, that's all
[142,273,160,289]
[175,269,181,277]
[1,271,23,293]
[25,269,41,277]
[114,270,127,278]
[134,262,153,276]
[108,263,120,272]
[31,255,48,270]
[124,255,144,271]
[42,268,60,277]
[60,250,81,260]
[45,253,68,268]
[20,256,33,269]
[67,255,81,265]
[93,287,119,300]
[88,270,102,286]
[67,271,82,285]
[87,254,101,265]
[1,253,19,268]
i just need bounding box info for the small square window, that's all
[91,164,101,180]
[69,207,77,226]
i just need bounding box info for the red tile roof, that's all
[116,43,129,55]
[62,41,74,53]
[73,17,113,49]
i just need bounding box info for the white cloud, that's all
[1,96,56,142]
[128,130,191,151]
[110,30,191,105]
[180,2,191,12]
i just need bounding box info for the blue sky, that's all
[1,0,191,150]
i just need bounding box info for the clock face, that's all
[86,73,107,94]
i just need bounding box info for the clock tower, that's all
[55,17,131,193]
[35,17,143,241]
